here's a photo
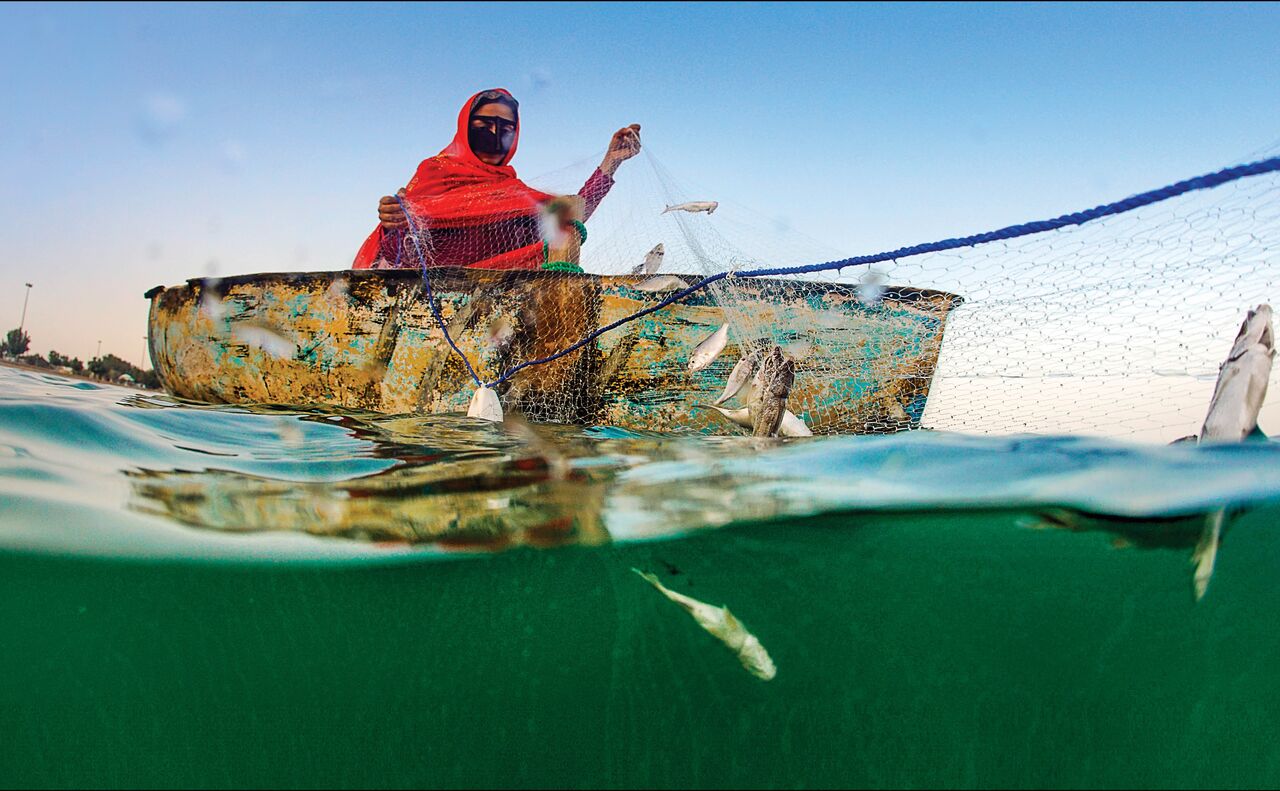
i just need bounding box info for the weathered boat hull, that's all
[146,269,961,434]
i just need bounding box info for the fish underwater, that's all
[662,201,719,215]
[632,569,776,681]
[630,243,665,276]
[714,348,763,405]
[688,324,730,373]
[1192,509,1224,602]
[634,275,691,293]
[466,386,504,423]
[748,347,796,437]
[692,403,812,437]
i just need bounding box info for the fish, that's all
[466,386,504,422]
[630,243,665,276]
[1200,304,1274,442]
[231,321,295,359]
[688,323,730,373]
[714,349,762,405]
[691,403,812,437]
[634,275,691,293]
[780,409,813,437]
[662,201,718,215]
[1192,509,1224,602]
[632,569,776,681]
[748,347,796,437]
[1178,304,1275,601]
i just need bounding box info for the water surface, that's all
[2,365,1278,788]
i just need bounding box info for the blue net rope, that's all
[399,154,1280,391]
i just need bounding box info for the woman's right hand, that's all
[378,189,408,230]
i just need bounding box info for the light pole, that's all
[18,283,31,332]
[141,337,148,371]
[96,340,102,359]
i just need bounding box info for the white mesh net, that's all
[370,141,1280,443]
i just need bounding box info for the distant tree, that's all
[88,354,132,381]
[3,328,30,357]
[18,354,51,369]
[86,353,158,388]
[47,351,86,374]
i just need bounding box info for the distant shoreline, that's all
[0,358,157,390]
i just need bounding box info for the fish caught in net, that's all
[345,139,1280,443]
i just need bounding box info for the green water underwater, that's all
[2,365,1279,788]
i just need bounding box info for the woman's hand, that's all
[601,124,641,176]
[378,189,408,230]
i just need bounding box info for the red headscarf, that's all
[353,88,553,270]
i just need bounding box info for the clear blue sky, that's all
[2,1,1278,365]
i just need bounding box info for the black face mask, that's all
[469,115,517,157]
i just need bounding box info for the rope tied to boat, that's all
[398,197,485,389]
[397,155,1280,399]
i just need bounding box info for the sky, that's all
[2,1,1279,368]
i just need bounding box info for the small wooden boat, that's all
[145,269,962,434]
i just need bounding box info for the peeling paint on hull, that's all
[146,269,962,434]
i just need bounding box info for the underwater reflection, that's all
[119,392,808,551]
[127,460,611,551]
[111,384,1271,596]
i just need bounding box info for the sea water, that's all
[2,363,1279,788]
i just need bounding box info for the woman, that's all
[353,88,641,271]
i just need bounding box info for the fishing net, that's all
[367,141,1280,443]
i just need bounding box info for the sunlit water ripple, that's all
[3,364,1278,562]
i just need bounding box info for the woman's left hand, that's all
[601,124,641,175]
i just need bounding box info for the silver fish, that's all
[466,386,504,422]
[688,323,730,373]
[1192,509,1224,602]
[633,569,776,681]
[748,347,795,437]
[1200,304,1274,442]
[714,349,762,405]
[634,275,691,293]
[662,201,718,215]
[1183,305,1274,601]
[692,404,811,437]
[780,410,813,437]
[630,243,665,276]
